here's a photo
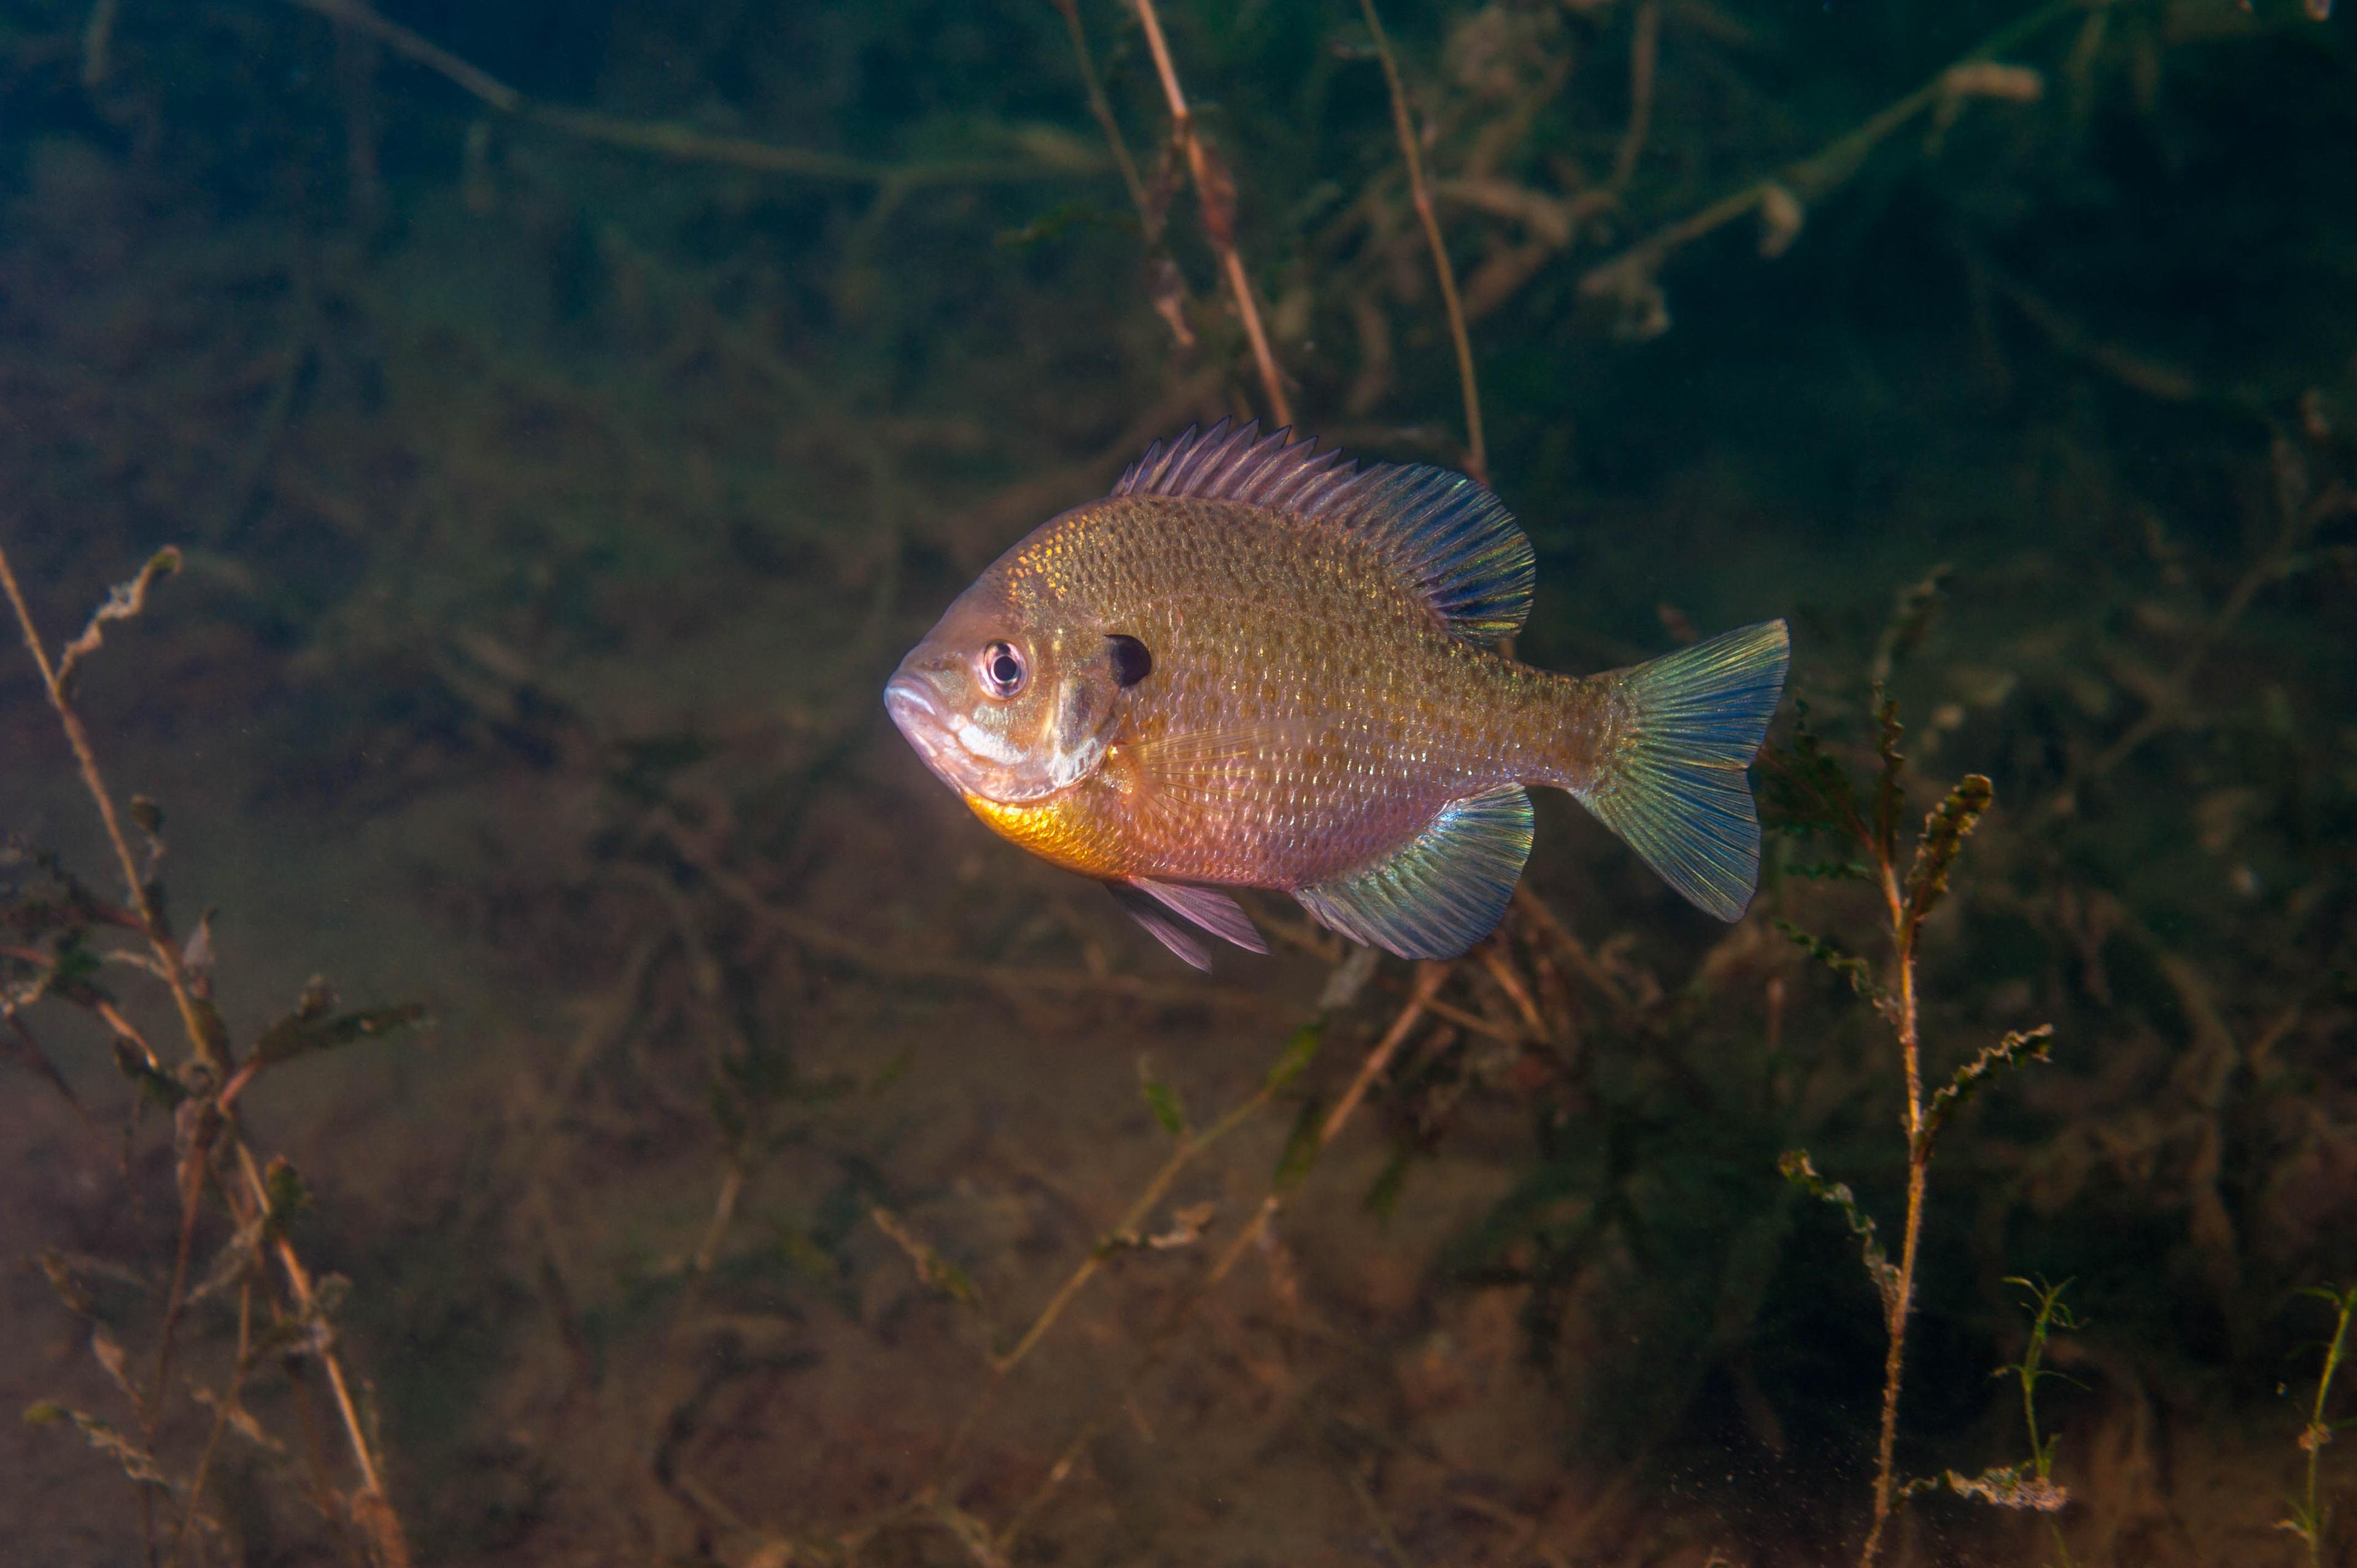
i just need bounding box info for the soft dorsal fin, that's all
[1114,420,1536,643]
[1294,785,1535,959]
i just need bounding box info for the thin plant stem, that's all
[991,1079,1277,1375]
[152,1151,209,1435]
[1581,0,2092,304]
[1322,960,1446,1141]
[0,543,222,1077]
[1358,0,1485,484]
[233,1143,389,1503]
[1051,0,1150,217]
[171,1272,258,1564]
[1131,0,1294,425]
[282,0,1080,187]
[1609,0,1661,191]
[1,538,404,1553]
[5,539,220,1473]
[1860,856,1925,1568]
[937,1019,1325,1475]
[2292,1288,2356,1567]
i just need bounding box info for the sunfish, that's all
[885,420,1789,968]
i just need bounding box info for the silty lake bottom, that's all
[0,1,2351,1564]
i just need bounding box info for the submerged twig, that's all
[2070,430,2347,795]
[1131,0,1293,425]
[281,0,1093,187]
[1582,0,2084,305]
[1051,0,1150,218]
[1323,960,1447,1141]
[1359,0,1485,483]
[0,546,220,1076]
[2,538,408,1559]
[1609,0,1662,192]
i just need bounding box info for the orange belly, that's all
[962,789,1129,880]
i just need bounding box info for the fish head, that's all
[884,571,1128,805]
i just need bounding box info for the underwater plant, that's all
[1917,1276,2083,1564]
[2280,1284,2357,1567]
[4,0,2351,1559]
[1765,678,2057,1565]
[2,543,420,1566]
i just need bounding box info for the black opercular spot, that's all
[1108,633,1153,688]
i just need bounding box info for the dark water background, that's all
[2,1,2354,1563]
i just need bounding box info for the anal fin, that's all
[1295,786,1534,960]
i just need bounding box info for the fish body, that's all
[886,422,1789,968]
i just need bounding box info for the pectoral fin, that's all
[1295,786,1535,960]
[1109,878,1269,970]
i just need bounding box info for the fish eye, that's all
[978,639,1027,698]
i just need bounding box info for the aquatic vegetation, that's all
[1924,1276,2083,1564]
[2,546,420,1564]
[1,0,2353,1561]
[2280,1284,2357,1567]
[1765,676,2058,1562]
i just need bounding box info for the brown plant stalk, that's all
[1861,844,1929,1565]
[0,538,407,1562]
[1050,0,1150,218]
[1582,0,2090,307]
[282,0,1088,187]
[1609,0,1662,193]
[1773,701,2051,1563]
[1131,0,1295,426]
[1358,0,1486,483]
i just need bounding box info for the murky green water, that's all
[3,2,2353,1564]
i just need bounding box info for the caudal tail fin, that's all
[1575,619,1790,922]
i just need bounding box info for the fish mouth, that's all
[884,668,986,798]
[883,671,940,738]
[883,672,956,779]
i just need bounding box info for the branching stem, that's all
[1,538,403,1555]
[1582,0,2092,304]
[0,544,221,1077]
[284,0,1083,187]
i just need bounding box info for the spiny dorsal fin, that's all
[1113,420,1536,643]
